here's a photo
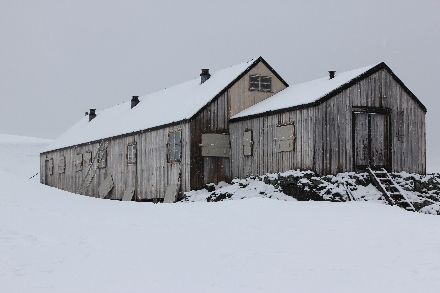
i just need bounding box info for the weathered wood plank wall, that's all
[230,69,426,177]
[190,60,287,189]
[40,122,191,199]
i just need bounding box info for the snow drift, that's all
[1,134,440,292]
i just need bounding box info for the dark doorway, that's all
[353,108,390,171]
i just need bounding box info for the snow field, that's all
[1,134,440,292]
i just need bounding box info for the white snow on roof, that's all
[45,58,258,152]
[231,64,377,119]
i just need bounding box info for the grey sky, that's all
[1,0,439,171]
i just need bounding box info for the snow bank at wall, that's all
[183,170,440,215]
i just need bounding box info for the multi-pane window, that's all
[168,130,181,162]
[249,75,272,92]
[98,149,107,168]
[58,157,66,173]
[127,143,137,164]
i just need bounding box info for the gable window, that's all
[168,130,181,162]
[249,75,272,92]
[127,143,137,164]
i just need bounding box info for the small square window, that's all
[127,143,137,164]
[168,130,181,162]
[260,76,272,91]
[249,75,260,91]
[249,75,272,92]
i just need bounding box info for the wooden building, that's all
[40,57,288,201]
[40,58,426,201]
[229,62,426,178]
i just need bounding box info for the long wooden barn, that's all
[40,57,426,201]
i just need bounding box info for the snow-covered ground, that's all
[1,134,440,292]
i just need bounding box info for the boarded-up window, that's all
[243,131,253,156]
[249,75,260,90]
[201,134,230,157]
[168,130,181,162]
[396,110,404,142]
[75,154,83,171]
[97,149,107,168]
[58,157,65,173]
[84,151,92,166]
[274,124,294,152]
[249,75,272,92]
[127,143,137,164]
[261,76,272,91]
[48,158,54,175]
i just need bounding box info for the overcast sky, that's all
[1,0,439,171]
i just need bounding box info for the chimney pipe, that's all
[131,96,140,109]
[89,109,96,122]
[329,71,336,79]
[200,69,211,84]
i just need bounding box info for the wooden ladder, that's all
[78,140,109,195]
[367,168,415,212]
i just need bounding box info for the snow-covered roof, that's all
[44,58,259,152]
[231,64,378,120]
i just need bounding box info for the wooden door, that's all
[370,114,389,168]
[354,113,369,169]
[353,111,389,171]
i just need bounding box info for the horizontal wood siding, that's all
[40,122,191,199]
[231,69,426,177]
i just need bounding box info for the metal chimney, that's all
[200,69,211,84]
[329,71,336,79]
[89,109,96,122]
[131,96,140,109]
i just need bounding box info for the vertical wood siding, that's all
[230,69,426,177]
[190,60,287,189]
[40,122,191,200]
